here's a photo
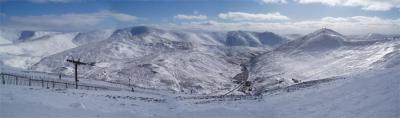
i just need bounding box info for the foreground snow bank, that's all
[1,68,399,118]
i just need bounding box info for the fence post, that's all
[52,81,55,88]
[46,81,49,89]
[65,83,68,88]
[16,76,18,85]
[41,79,44,88]
[2,74,5,85]
[29,79,31,86]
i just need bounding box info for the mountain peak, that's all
[310,28,343,37]
[275,28,346,53]
[226,30,288,47]
[17,30,59,42]
[111,26,166,37]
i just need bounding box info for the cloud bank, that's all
[3,10,138,31]
[262,0,288,4]
[295,0,400,11]
[174,14,208,20]
[218,12,290,21]
[168,16,400,35]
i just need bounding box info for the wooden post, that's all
[52,81,55,88]
[29,79,31,86]
[65,83,68,88]
[2,74,5,85]
[15,76,18,85]
[41,79,44,88]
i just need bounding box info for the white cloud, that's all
[28,0,80,3]
[218,12,290,21]
[174,14,208,20]
[296,0,400,11]
[167,16,400,35]
[262,0,287,4]
[5,10,138,31]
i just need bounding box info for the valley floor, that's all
[1,68,399,118]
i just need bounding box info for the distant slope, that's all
[249,28,400,94]
[0,29,113,69]
[226,31,288,48]
[0,37,12,45]
[72,29,114,44]
[0,29,20,44]
[275,28,346,54]
[0,32,78,69]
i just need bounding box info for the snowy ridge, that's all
[0,29,21,44]
[0,29,115,69]
[0,32,79,69]
[17,30,59,42]
[72,29,114,44]
[275,28,346,54]
[226,31,288,48]
[249,28,400,94]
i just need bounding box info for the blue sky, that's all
[0,0,399,34]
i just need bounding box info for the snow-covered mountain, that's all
[283,33,303,41]
[0,31,78,69]
[30,26,289,94]
[0,29,19,44]
[0,29,113,69]
[17,30,60,42]
[249,28,400,94]
[348,33,400,41]
[2,26,399,95]
[275,28,346,54]
[72,29,114,44]
[0,37,12,45]
[226,31,288,48]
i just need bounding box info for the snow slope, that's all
[17,31,59,42]
[0,29,113,69]
[1,65,398,118]
[0,29,20,44]
[0,37,12,45]
[275,28,346,54]
[249,28,400,94]
[0,32,79,69]
[72,29,114,44]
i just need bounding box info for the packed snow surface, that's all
[1,66,398,118]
